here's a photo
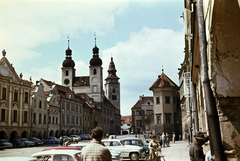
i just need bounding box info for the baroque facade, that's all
[0,50,32,140]
[180,0,240,160]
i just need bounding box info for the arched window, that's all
[66,70,68,76]
[93,69,97,75]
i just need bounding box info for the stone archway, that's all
[21,131,28,138]
[32,131,37,137]
[55,130,60,138]
[49,130,54,137]
[38,131,42,140]
[61,130,65,136]
[10,131,18,139]
[43,131,48,139]
[71,130,75,135]
[0,130,7,139]
[66,130,70,136]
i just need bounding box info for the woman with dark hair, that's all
[148,135,159,161]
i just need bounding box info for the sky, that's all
[0,0,185,116]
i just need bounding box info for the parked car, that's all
[102,139,144,161]
[27,137,43,146]
[0,140,4,150]
[20,138,35,147]
[79,134,91,140]
[69,135,81,142]
[121,138,150,155]
[0,156,38,161]
[61,136,72,142]
[9,138,25,148]
[0,139,13,148]
[31,149,81,161]
[42,146,82,151]
[42,137,60,144]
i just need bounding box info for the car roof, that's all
[0,156,38,161]
[31,149,81,157]
[42,146,82,151]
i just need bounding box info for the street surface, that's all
[0,135,190,161]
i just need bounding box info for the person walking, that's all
[81,127,112,161]
[64,139,71,146]
[59,136,63,146]
[166,133,169,147]
[161,133,165,148]
[148,135,159,161]
[189,132,208,161]
[172,132,176,144]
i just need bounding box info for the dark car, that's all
[9,138,25,148]
[27,137,43,146]
[19,138,35,147]
[79,134,91,140]
[42,137,59,144]
[0,139,13,148]
[121,138,150,156]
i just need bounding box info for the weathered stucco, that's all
[209,0,240,98]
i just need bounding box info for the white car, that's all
[102,139,144,161]
[31,149,81,161]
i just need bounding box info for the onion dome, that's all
[62,39,75,67]
[90,38,102,66]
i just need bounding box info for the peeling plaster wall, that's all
[209,0,240,98]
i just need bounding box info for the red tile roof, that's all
[132,96,153,109]
[73,76,90,86]
[149,73,178,90]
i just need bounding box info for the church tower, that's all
[105,57,120,113]
[89,38,103,102]
[61,39,75,89]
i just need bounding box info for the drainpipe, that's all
[192,84,198,134]
[197,0,225,160]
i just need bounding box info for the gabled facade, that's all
[31,83,48,139]
[0,50,32,140]
[131,95,153,134]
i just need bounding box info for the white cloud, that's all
[102,27,184,115]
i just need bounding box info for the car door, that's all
[107,141,128,158]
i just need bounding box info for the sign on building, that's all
[184,72,191,97]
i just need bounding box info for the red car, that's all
[42,146,82,151]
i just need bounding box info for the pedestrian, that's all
[59,136,63,146]
[76,137,79,144]
[81,127,112,161]
[73,137,76,144]
[148,135,159,161]
[161,133,165,148]
[189,131,208,161]
[166,132,169,147]
[172,132,176,144]
[64,139,71,146]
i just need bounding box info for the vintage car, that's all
[69,135,81,142]
[27,137,44,146]
[121,138,150,155]
[42,146,82,151]
[0,139,13,148]
[42,137,60,144]
[9,138,25,148]
[20,138,35,147]
[102,139,144,161]
[31,149,81,161]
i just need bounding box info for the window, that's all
[76,117,78,124]
[44,115,46,124]
[156,97,160,104]
[165,96,170,104]
[2,87,6,100]
[13,110,17,122]
[71,116,75,124]
[112,95,117,100]
[71,104,75,112]
[166,113,171,124]
[136,111,141,116]
[49,116,51,124]
[156,114,161,124]
[67,103,69,111]
[52,116,54,124]
[112,88,116,93]
[173,96,176,104]
[33,113,36,123]
[39,114,42,124]
[66,70,68,76]
[146,110,152,115]
[67,115,69,123]
[24,92,28,103]
[56,117,58,124]
[14,90,18,101]
[24,111,27,122]
[39,100,42,108]
[1,109,5,121]
[76,105,78,112]
[93,69,97,75]
[136,120,142,126]
[62,114,65,123]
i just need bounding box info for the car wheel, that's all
[130,153,139,161]
[53,141,55,144]
[26,144,29,147]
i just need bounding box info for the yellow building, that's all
[0,50,32,140]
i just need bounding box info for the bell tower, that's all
[105,57,120,113]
